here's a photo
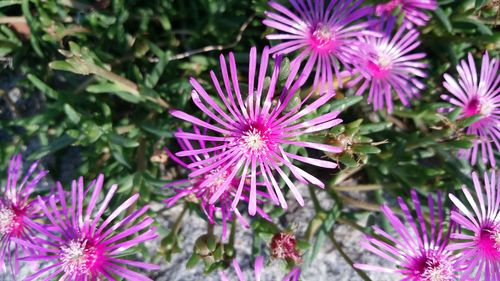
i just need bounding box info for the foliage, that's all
[0,0,499,279]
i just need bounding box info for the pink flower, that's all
[0,154,47,274]
[355,190,460,280]
[263,0,375,91]
[448,171,500,280]
[163,127,271,240]
[441,52,500,167]
[170,47,343,215]
[375,0,437,27]
[15,174,159,280]
[348,18,427,113]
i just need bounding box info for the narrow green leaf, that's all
[108,133,139,148]
[434,8,452,33]
[27,74,59,99]
[63,104,81,124]
[28,135,75,160]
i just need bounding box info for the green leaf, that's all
[63,104,81,124]
[108,133,140,148]
[109,144,131,169]
[0,0,22,8]
[330,96,363,111]
[49,61,76,72]
[434,8,452,33]
[457,114,482,128]
[28,135,76,160]
[446,140,473,149]
[359,122,392,134]
[352,144,381,154]
[475,0,487,10]
[27,74,59,99]
[144,51,170,88]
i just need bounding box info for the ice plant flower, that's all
[263,0,375,91]
[164,127,271,240]
[448,171,500,280]
[0,154,47,274]
[170,46,343,215]
[355,190,460,280]
[348,17,427,113]
[219,256,301,281]
[270,231,302,264]
[440,52,499,167]
[375,0,437,27]
[16,174,159,280]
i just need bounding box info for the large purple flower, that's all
[164,127,271,240]
[448,171,500,280]
[375,0,437,27]
[355,190,460,280]
[348,18,427,113]
[0,154,47,274]
[263,0,375,91]
[15,174,159,280]
[170,47,343,215]
[441,52,499,167]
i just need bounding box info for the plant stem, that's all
[328,229,372,281]
[172,204,188,235]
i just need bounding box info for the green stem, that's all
[329,229,372,281]
[309,186,323,211]
[172,204,188,235]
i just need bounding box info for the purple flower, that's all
[448,171,500,280]
[0,154,47,274]
[164,127,271,240]
[263,0,375,91]
[375,0,437,27]
[170,47,343,215]
[15,174,159,280]
[441,52,500,167]
[348,18,427,113]
[355,190,460,280]
[219,256,301,281]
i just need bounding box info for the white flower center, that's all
[61,239,97,274]
[494,229,500,250]
[421,256,454,281]
[0,207,16,235]
[241,127,268,153]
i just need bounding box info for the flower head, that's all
[263,0,375,91]
[270,231,302,264]
[355,190,460,280]
[441,52,500,167]
[164,127,271,240]
[348,17,427,112]
[375,0,437,27]
[0,154,47,274]
[448,171,500,280]
[171,47,343,215]
[16,174,159,280]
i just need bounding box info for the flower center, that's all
[477,226,500,258]
[240,123,271,156]
[310,24,336,52]
[270,232,302,264]
[420,256,454,281]
[464,96,493,118]
[202,169,229,200]
[367,53,392,79]
[61,239,98,275]
[411,252,454,281]
[0,207,17,235]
